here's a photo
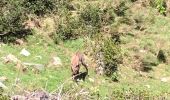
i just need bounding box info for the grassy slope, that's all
[0,35,113,98]
[1,1,170,100]
[1,30,170,99]
[0,36,82,90]
[120,14,170,96]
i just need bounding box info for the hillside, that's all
[1,0,170,99]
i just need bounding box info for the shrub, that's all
[0,6,24,33]
[80,4,116,27]
[150,0,166,15]
[0,0,65,42]
[80,5,101,27]
[80,4,116,37]
[55,16,81,43]
[114,1,128,16]
[55,4,116,42]
[0,0,29,42]
[88,34,122,80]
[100,8,115,26]
[23,0,70,16]
[141,53,159,72]
[102,38,122,77]
[157,49,167,63]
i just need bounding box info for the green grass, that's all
[1,33,170,99]
[0,35,74,93]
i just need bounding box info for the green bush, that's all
[0,0,29,42]
[150,0,166,15]
[141,53,159,71]
[54,4,116,42]
[0,0,65,42]
[55,16,81,43]
[114,1,128,16]
[80,5,101,27]
[102,38,122,77]
[0,5,25,33]
[157,49,167,63]
[100,8,115,26]
[80,4,115,37]
[80,4,116,27]
[23,0,70,16]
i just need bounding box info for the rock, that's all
[0,82,7,89]
[0,76,8,82]
[27,90,49,100]
[144,85,150,89]
[88,78,94,83]
[1,54,19,63]
[11,95,27,100]
[139,49,146,53]
[47,57,62,68]
[35,55,42,59]
[15,39,24,45]
[23,62,44,71]
[161,77,170,82]
[52,57,62,65]
[20,48,30,56]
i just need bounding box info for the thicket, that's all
[0,0,27,42]
[0,0,62,42]
[54,3,116,42]
[1,0,168,42]
[102,38,122,81]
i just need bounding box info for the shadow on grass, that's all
[74,72,88,82]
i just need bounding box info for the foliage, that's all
[100,8,116,26]
[80,5,101,27]
[114,1,128,16]
[141,53,159,72]
[0,0,25,33]
[157,4,166,15]
[23,0,67,16]
[80,4,115,36]
[55,4,116,42]
[0,0,29,42]
[0,88,9,100]
[0,0,69,42]
[55,16,81,43]
[150,0,166,15]
[102,38,122,77]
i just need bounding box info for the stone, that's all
[20,48,31,56]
